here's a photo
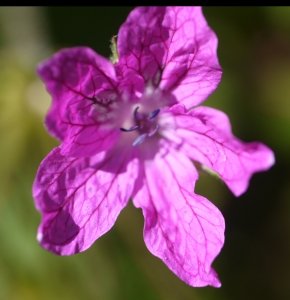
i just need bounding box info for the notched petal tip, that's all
[210,272,222,288]
[266,148,275,168]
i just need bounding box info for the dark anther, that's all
[134,106,140,119]
[148,109,160,120]
[120,125,138,132]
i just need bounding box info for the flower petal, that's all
[37,47,121,156]
[161,105,275,196]
[117,6,221,107]
[133,141,224,287]
[33,146,138,255]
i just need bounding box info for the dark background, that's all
[0,7,289,300]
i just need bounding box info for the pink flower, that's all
[33,7,274,287]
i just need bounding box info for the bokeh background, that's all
[0,7,289,300]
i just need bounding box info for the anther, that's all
[134,106,140,119]
[148,109,160,120]
[132,133,148,147]
[148,124,159,137]
[120,125,138,132]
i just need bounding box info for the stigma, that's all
[120,106,160,146]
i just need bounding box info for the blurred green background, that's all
[0,7,289,300]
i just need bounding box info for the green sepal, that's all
[110,35,119,64]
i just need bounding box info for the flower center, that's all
[120,106,160,146]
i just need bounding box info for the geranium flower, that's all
[33,7,274,287]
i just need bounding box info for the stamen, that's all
[132,133,148,147]
[120,106,160,146]
[148,109,160,120]
[148,124,159,137]
[120,125,138,132]
[134,106,140,120]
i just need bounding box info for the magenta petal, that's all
[117,7,166,84]
[133,142,224,287]
[117,6,221,107]
[37,47,121,156]
[162,105,275,196]
[33,147,138,255]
